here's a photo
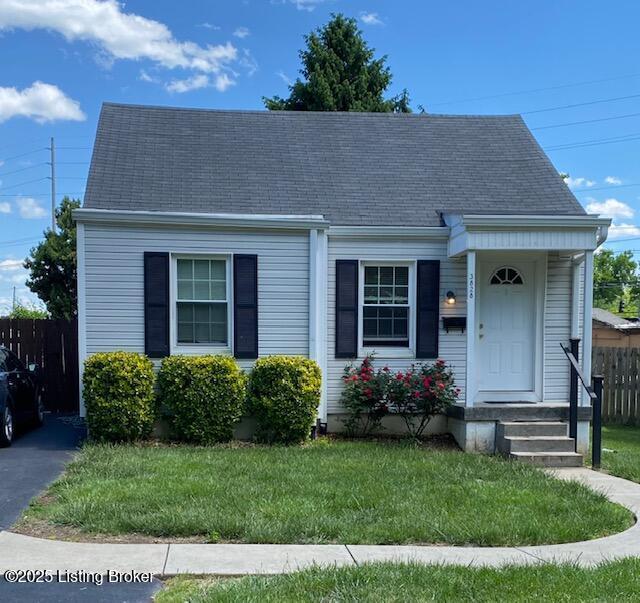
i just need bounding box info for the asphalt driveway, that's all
[0,415,162,602]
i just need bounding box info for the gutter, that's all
[72,208,330,231]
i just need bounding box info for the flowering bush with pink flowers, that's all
[386,359,460,439]
[340,355,460,438]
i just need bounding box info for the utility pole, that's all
[12,286,16,311]
[50,137,56,233]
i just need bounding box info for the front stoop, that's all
[496,421,583,467]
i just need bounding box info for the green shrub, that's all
[83,352,155,442]
[247,355,321,444]
[158,355,246,444]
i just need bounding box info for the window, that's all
[176,258,228,345]
[363,265,410,347]
[490,267,523,285]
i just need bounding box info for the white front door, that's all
[478,261,535,393]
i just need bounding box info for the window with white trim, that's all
[176,258,229,344]
[363,265,410,347]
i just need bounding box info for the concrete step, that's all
[501,436,576,454]
[497,421,568,438]
[509,451,584,467]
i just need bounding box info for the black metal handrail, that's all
[560,341,603,469]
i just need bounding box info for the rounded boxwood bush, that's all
[247,355,321,444]
[158,355,245,444]
[83,351,155,443]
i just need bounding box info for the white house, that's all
[74,103,610,464]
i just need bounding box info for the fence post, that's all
[569,338,580,447]
[592,375,603,470]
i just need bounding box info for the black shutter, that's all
[144,252,170,358]
[416,260,440,359]
[335,260,358,358]
[233,254,258,359]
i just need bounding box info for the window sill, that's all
[171,344,232,356]
[359,347,416,360]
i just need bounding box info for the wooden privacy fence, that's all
[592,346,640,426]
[0,319,78,413]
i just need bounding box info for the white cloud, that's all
[605,176,622,185]
[274,0,328,11]
[0,81,85,124]
[166,72,234,93]
[564,176,595,189]
[0,259,23,271]
[608,223,640,239]
[139,69,158,83]
[585,198,635,220]
[276,70,292,86]
[16,197,46,219]
[233,27,250,39]
[200,22,220,30]
[0,0,239,86]
[166,74,210,94]
[0,202,10,214]
[214,73,234,92]
[360,12,383,25]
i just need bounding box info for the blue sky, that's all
[1,0,639,312]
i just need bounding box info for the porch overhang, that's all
[443,214,611,258]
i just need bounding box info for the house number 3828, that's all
[468,274,474,299]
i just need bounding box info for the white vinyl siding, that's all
[84,223,309,370]
[544,254,582,403]
[327,236,466,414]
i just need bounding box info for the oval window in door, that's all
[490,267,524,285]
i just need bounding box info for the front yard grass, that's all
[602,424,640,484]
[156,559,640,603]
[22,439,632,546]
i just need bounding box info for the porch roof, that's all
[444,213,611,257]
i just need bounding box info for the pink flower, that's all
[437,381,445,390]
[364,388,373,398]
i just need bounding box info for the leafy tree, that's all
[4,303,49,319]
[24,197,80,319]
[593,249,640,313]
[264,14,412,113]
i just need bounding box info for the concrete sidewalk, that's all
[0,468,638,576]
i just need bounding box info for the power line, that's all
[0,148,48,162]
[544,135,640,152]
[545,132,640,151]
[572,183,640,194]
[430,72,640,107]
[521,93,640,116]
[0,191,84,198]
[0,163,47,177]
[0,177,48,192]
[531,111,640,131]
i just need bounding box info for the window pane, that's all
[177,303,193,322]
[394,317,408,337]
[177,322,193,343]
[194,304,210,322]
[364,266,378,285]
[194,281,210,300]
[379,266,393,285]
[394,286,408,303]
[379,287,393,303]
[379,319,392,337]
[364,286,378,303]
[363,319,377,337]
[378,307,392,319]
[178,280,193,300]
[194,260,209,279]
[177,259,192,279]
[194,323,210,343]
[211,324,227,343]
[211,281,226,301]
[395,267,408,286]
[211,260,226,280]
[211,303,227,323]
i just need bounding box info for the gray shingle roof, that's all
[84,102,585,226]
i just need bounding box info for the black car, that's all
[0,346,44,446]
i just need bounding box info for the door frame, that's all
[475,252,546,403]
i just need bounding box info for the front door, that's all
[478,261,535,393]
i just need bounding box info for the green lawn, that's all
[156,560,640,603]
[602,424,640,483]
[24,440,632,546]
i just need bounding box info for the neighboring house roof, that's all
[593,308,640,330]
[83,102,586,227]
